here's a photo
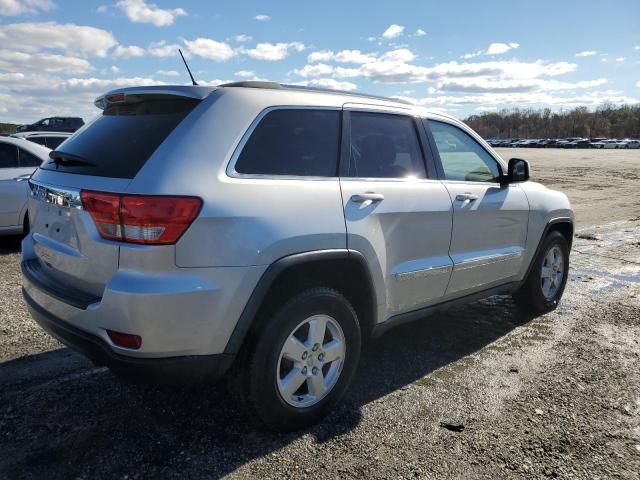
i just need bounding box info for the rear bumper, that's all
[23,288,235,383]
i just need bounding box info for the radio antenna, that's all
[178,49,198,86]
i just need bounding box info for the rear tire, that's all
[228,287,361,432]
[514,231,569,313]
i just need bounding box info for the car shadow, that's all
[0,293,538,479]
[0,235,22,255]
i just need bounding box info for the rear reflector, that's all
[106,330,142,349]
[81,191,201,245]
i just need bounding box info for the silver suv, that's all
[22,82,573,431]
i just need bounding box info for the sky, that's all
[0,0,639,123]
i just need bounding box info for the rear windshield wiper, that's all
[49,151,95,168]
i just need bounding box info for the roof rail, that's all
[219,81,414,106]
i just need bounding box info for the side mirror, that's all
[502,158,529,184]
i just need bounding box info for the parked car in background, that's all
[11,131,72,150]
[22,82,573,431]
[16,117,84,133]
[624,139,640,149]
[593,139,626,149]
[565,139,591,149]
[0,136,49,235]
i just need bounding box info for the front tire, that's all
[229,287,362,431]
[514,231,570,313]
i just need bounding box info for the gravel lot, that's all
[1,149,639,479]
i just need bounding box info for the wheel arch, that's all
[523,217,573,281]
[224,249,377,355]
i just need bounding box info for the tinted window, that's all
[0,143,19,168]
[347,112,425,178]
[45,137,66,149]
[27,137,48,146]
[41,98,199,178]
[235,109,340,177]
[428,120,501,182]
[19,149,42,167]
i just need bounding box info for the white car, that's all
[11,131,72,150]
[593,139,626,149]
[621,139,639,149]
[0,136,50,235]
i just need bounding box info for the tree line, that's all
[464,104,640,139]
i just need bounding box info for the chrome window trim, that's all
[226,105,342,181]
[28,179,83,209]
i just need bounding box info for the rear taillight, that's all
[81,191,201,245]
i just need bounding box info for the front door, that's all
[339,107,454,321]
[425,119,529,297]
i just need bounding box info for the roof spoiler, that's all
[94,85,216,110]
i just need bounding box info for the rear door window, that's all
[345,111,426,178]
[18,149,42,167]
[41,97,200,178]
[234,109,340,177]
[0,143,19,168]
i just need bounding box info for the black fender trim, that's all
[223,249,376,354]
[522,217,574,282]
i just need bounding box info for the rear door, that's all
[27,93,201,298]
[0,142,28,228]
[425,118,529,297]
[339,106,453,320]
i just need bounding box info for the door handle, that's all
[455,193,479,202]
[351,193,385,203]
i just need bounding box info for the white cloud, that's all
[412,28,426,37]
[434,77,607,93]
[461,50,483,59]
[308,50,334,63]
[486,42,520,55]
[615,57,626,62]
[116,0,186,27]
[0,0,56,16]
[575,50,597,57]
[634,45,640,51]
[307,49,376,64]
[110,65,120,73]
[234,70,255,78]
[245,42,304,61]
[112,44,145,58]
[156,69,179,77]
[233,34,252,43]
[379,48,416,62]
[294,78,357,91]
[293,63,334,78]
[0,22,117,57]
[382,24,404,39]
[409,91,639,109]
[147,40,182,57]
[254,14,270,21]
[183,38,235,61]
[0,49,92,73]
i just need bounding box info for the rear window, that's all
[41,97,199,178]
[234,109,340,177]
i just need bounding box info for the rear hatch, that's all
[27,87,208,300]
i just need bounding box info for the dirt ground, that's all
[0,149,639,479]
